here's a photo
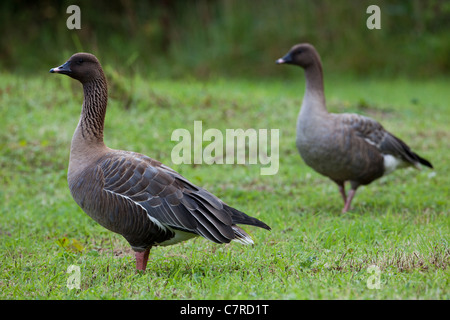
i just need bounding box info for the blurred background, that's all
[1,0,449,79]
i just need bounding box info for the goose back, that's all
[69,150,270,251]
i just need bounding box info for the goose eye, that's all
[77,58,84,65]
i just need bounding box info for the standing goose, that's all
[50,53,270,271]
[276,43,433,213]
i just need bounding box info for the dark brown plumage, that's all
[50,53,270,271]
[277,43,433,213]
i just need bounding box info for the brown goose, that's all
[276,43,433,213]
[50,53,270,271]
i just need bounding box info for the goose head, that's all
[276,43,320,69]
[50,52,104,83]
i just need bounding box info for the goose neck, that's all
[79,78,108,142]
[302,63,327,114]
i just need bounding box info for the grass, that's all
[0,72,449,300]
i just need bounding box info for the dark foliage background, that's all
[1,0,449,78]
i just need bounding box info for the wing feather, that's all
[95,151,269,249]
[340,113,432,168]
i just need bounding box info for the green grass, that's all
[0,73,449,299]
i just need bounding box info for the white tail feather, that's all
[232,226,254,245]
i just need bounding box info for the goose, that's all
[276,43,433,213]
[50,53,270,271]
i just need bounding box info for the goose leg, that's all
[337,183,347,204]
[342,188,357,213]
[135,248,151,271]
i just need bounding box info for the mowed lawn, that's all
[0,72,448,299]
